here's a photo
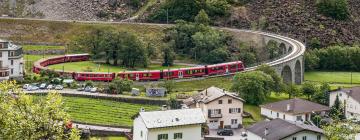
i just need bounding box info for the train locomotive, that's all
[33,54,245,82]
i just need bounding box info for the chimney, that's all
[205,89,208,96]
[264,128,269,136]
[140,107,145,112]
[223,89,225,92]
[162,105,168,111]
[286,104,291,111]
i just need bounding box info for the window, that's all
[228,99,232,104]
[229,108,241,113]
[283,114,285,119]
[0,52,2,57]
[231,119,238,124]
[174,133,182,139]
[140,131,143,137]
[277,113,279,118]
[158,134,168,140]
[302,136,307,140]
[317,135,321,140]
[0,61,2,67]
[11,60,13,65]
[10,69,13,74]
[296,116,302,121]
[10,51,14,56]
[218,100,222,104]
[271,111,272,115]
[0,43,3,48]
[292,137,297,140]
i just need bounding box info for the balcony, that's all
[0,67,9,71]
[208,113,222,118]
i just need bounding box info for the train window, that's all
[144,73,148,77]
[130,74,134,77]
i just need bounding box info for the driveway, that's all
[206,129,248,140]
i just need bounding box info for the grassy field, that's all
[305,71,360,84]
[22,45,65,51]
[47,61,188,72]
[33,95,159,127]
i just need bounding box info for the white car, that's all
[26,85,39,91]
[23,84,30,89]
[55,85,63,90]
[47,84,54,90]
[39,83,47,89]
[90,87,97,93]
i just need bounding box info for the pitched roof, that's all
[139,108,206,129]
[183,86,245,106]
[247,119,324,140]
[260,98,329,115]
[331,87,360,103]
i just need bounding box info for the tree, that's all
[316,0,349,20]
[161,80,175,94]
[302,81,318,100]
[266,40,280,59]
[284,83,300,99]
[0,81,80,139]
[195,9,210,25]
[323,121,360,140]
[162,45,176,66]
[85,80,94,87]
[329,95,346,120]
[108,78,133,94]
[312,82,331,105]
[167,97,180,109]
[256,64,284,93]
[231,71,274,105]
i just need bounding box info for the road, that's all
[73,123,131,133]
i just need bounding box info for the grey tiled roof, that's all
[183,86,245,106]
[260,98,330,115]
[247,119,324,140]
[139,108,206,129]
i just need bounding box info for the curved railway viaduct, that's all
[0,17,306,84]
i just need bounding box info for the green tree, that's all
[329,95,346,120]
[316,0,349,20]
[231,71,274,105]
[312,82,331,105]
[0,81,80,139]
[162,45,176,66]
[302,81,318,100]
[195,9,210,25]
[109,78,133,94]
[167,97,180,109]
[161,80,175,94]
[256,64,284,93]
[266,40,280,59]
[85,80,94,87]
[323,121,360,140]
[285,83,300,99]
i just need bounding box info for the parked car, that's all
[77,87,85,91]
[90,87,97,93]
[55,85,64,90]
[23,84,30,89]
[241,131,247,137]
[217,129,234,136]
[47,84,54,90]
[84,86,92,92]
[39,83,47,89]
[27,85,39,91]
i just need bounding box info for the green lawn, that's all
[22,45,65,51]
[91,136,127,140]
[173,76,233,92]
[33,95,159,127]
[305,71,360,84]
[47,61,188,72]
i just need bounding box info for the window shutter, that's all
[238,108,241,113]
[208,110,211,116]
[229,109,231,113]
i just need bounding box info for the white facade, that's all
[329,90,360,120]
[261,108,310,123]
[190,95,244,129]
[0,40,23,81]
[247,130,327,140]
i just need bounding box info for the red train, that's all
[33,54,245,82]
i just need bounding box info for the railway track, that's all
[0,17,306,83]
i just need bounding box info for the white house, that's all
[329,87,360,120]
[0,39,23,81]
[260,98,329,123]
[247,118,327,140]
[183,86,245,129]
[133,108,206,140]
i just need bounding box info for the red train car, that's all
[118,70,161,81]
[162,66,206,79]
[65,54,90,62]
[74,72,115,81]
[206,61,244,75]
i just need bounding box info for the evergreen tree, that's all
[195,9,210,25]
[329,95,346,120]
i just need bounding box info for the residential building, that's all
[183,86,245,129]
[329,87,360,120]
[260,98,329,123]
[133,108,206,140]
[0,39,23,80]
[247,118,327,140]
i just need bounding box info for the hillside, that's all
[0,0,147,20]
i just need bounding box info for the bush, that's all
[108,78,133,94]
[85,81,94,87]
[316,0,349,20]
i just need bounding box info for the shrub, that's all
[316,0,349,20]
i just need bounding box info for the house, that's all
[260,98,329,123]
[329,87,360,120]
[133,108,206,140]
[247,118,327,140]
[183,86,245,129]
[0,39,23,81]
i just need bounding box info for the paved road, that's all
[73,123,131,133]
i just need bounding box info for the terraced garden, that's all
[33,95,159,127]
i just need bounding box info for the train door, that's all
[178,71,183,78]
[136,73,140,81]
[226,65,229,73]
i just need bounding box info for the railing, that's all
[209,113,222,118]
